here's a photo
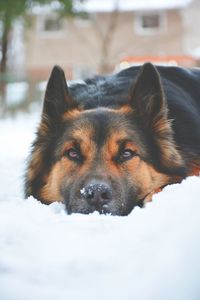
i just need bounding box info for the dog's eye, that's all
[64,148,81,161]
[119,149,136,161]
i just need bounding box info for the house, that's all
[23,0,200,81]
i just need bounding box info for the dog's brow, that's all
[116,138,136,146]
[116,139,141,155]
[62,137,85,150]
[63,137,79,143]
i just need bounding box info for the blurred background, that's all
[0,0,200,116]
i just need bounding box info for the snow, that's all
[75,0,193,13]
[0,113,200,300]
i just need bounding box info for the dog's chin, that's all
[65,198,135,216]
[66,204,116,215]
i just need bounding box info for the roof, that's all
[75,0,193,13]
[31,0,193,15]
[116,55,196,70]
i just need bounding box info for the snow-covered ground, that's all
[0,113,200,300]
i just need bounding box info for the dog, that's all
[25,62,200,215]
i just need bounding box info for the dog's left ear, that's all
[130,62,166,127]
[130,63,186,175]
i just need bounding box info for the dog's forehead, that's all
[60,108,148,157]
[78,107,128,124]
[64,108,134,143]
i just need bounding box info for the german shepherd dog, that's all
[25,63,200,215]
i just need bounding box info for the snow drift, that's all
[0,114,200,300]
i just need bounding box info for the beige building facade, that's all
[24,0,200,80]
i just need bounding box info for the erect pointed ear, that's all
[130,63,186,175]
[43,65,76,120]
[130,62,166,128]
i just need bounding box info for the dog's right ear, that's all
[42,65,76,121]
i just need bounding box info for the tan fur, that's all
[62,109,82,121]
[40,162,64,204]
[39,119,173,205]
[33,101,193,208]
[122,157,169,202]
[153,116,184,169]
[118,104,133,114]
[189,161,200,176]
[26,148,43,195]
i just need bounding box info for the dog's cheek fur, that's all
[39,160,67,204]
[38,154,87,204]
[25,113,62,202]
[151,112,187,175]
[25,132,52,200]
[121,156,170,202]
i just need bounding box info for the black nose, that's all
[81,181,112,206]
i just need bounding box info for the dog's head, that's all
[25,63,186,215]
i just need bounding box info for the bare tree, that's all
[72,0,120,74]
[91,5,119,74]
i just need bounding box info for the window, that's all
[141,14,160,29]
[37,14,65,37]
[135,12,166,35]
[43,17,63,32]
